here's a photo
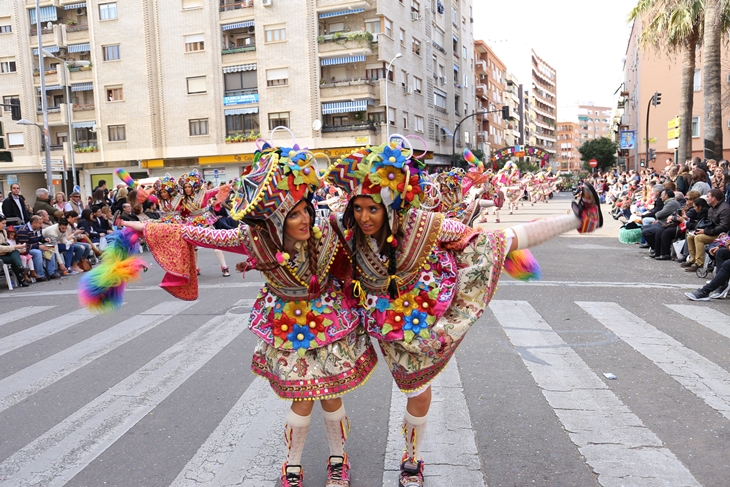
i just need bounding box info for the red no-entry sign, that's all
[589,159,598,168]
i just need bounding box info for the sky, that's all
[472,0,638,121]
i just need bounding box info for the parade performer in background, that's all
[324,138,602,487]
[111,134,376,487]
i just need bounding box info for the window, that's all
[365,18,381,35]
[182,0,202,8]
[463,73,468,88]
[332,115,349,126]
[108,125,126,141]
[694,69,701,91]
[400,69,408,87]
[434,28,445,47]
[411,0,420,14]
[462,45,467,59]
[0,60,16,73]
[265,24,286,43]
[8,133,24,148]
[266,67,288,86]
[412,37,421,56]
[226,113,260,135]
[402,111,408,129]
[187,76,207,94]
[189,118,209,136]
[0,25,11,34]
[692,116,700,137]
[99,2,118,20]
[434,90,447,109]
[185,34,204,52]
[328,22,345,33]
[103,45,120,61]
[106,86,123,101]
[2,95,18,112]
[415,115,424,132]
[370,111,385,124]
[224,71,257,94]
[268,112,290,129]
[384,19,393,37]
[399,28,405,46]
[366,63,385,80]
[388,107,396,126]
[413,76,422,94]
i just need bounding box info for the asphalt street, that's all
[0,192,728,487]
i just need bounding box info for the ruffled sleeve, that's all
[439,218,481,251]
[144,223,198,301]
[180,226,250,255]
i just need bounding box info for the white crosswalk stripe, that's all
[1,298,729,486]
[490,300,701,487]
[0,306,55,327]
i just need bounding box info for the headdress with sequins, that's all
[177,169,204,193]
[154,173,177,197]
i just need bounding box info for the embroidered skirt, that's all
[379,231,507,392]
[251,326,377,401]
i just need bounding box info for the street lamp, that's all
[42,48,89,192]
[384,53,402,140]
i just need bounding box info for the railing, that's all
[431,41,446,55]
[320,79,375,88]
[322,123,377,133]
[219,0,253,11]
[49,144,64,151]
[73,103,95,111]
[224,88,258,97]
[222,45,256,55]
[66,24,89,32]
[435,106,448,114]
[29,27,54,36]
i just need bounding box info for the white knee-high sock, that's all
[402,411,427,463]
[285,409,311,467]
[322,405,349,457]
[511,213,581,250]
[214,249,227,267]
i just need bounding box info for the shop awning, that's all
[318,8,365,19]
[71,82,93,92]
[29,6,58,24]
[33,45,60,55]
[321,55,366,66]
[64,2,87,9]
[72,121,96,128]
[222,20,254,31]
[322,99,368,115]
[67,43,90,53]
[222,63,257,73]
[224,107,259,116]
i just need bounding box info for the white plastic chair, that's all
[1,263,15,290]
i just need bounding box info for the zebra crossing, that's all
[0,297,728,486]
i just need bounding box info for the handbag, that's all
[42,249,54,260]
[79,258,92,272]
[695,218,713,230]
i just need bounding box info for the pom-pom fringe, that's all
[503,249,542,281]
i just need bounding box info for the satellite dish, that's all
[312,119,322,131]
[46,22,52,30]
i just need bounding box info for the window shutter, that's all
[266,68,288,81]
[187,76,206,93]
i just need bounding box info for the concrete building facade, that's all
[0,0,475,196]
[577,103,612,143]
[473,39,506,158]
[557,121,580,172]
[530,50,556,159]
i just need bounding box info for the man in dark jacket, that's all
[684,189,730,271]
[642,189,682,256]
[1,183,32,226]
[33,188,59,223]
[15,215,59,280]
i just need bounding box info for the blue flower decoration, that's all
[288,324,315,352]
[280,145,307,167]
[381,145,406,168]
[375,297,390,312]
[273,301,284,314]
[404,310,428,335]
[311,298,327,313]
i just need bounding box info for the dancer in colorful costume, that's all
[325,138,602,487]
[118,134,377,487]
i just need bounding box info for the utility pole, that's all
[645,91,661,169]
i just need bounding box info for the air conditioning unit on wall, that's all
[262,0,273,6]
[411,11,420,21]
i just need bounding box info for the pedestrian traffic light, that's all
[652,92,662,107]
[10,99,21,121]
[649,148,656,160]
[501,105,510,120]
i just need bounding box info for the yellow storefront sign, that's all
[667,128,680,139]
[142,159,164,168]
[668,117,680,129]
[199,154,255,165]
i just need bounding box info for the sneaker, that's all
[222,266,230,277]
[684,264,699,272]
[685,290,710,301]
[709,284,730,299]
[398,459,424,487]
[680,261,694,268]
[280,464,303,487]
[326,454,350,487]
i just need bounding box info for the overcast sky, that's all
[472,0,638,121]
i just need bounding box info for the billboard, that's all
[619,130,636,150]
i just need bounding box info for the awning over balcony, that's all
[72,121,96,129]
[37,85,64,92]
[71,82,93,92]
[64,2,87,9]
[67,43,91,53]
[224,107,259,116]
[453,64,459,71]
[33,45,60,55]
[222,20,254,31]
[452,34,459,42]
[322,99,369,115]
[29,6,58,24]
[321,55,366,66]
[318,8,365,19]
[223,63,257,73]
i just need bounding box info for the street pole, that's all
[36,0,53,194]
[63,61,77,190]
[384,53,402,140]
[645,96,652,171]
[453,109,500,165]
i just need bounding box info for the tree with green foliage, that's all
[578,138,619,171]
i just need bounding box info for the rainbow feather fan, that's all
[114,168,136,188]
[78,228,147,312]
[463,148,484,171]
[503,249,542,281]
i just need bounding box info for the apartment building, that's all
[502,71,522,148]
[0,0,474,195]
[473,39,505,157]
[577,104,612,143]
[556,121,580,172]
[530,50,556,160]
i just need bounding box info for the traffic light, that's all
[10,99,21,121]
[652,92,662,107]
[501,105,510,120]
[649,148,656,160]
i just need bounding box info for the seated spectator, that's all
[0,216,31,287]
[120,203,139,222]
[689,168,711,196]
[64,211,92,263]
[639,184,665,225]
[685,235,730,300]
[682,188,730,272]
[33,188,59,223]
[64,191,84,215]
[5,225,34,281]
[16,215,59,280]
[36,209,53,229]
[78,209,101,243]
[132,204,149,223]
[142,200,160,220]
[641,189,682,258]
[90,205,111,237]
[53,192,67,213]
[43,217,76,275]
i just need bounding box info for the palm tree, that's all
[703,0,723,160]
[629,0,703,165]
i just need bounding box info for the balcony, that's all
[36,107,64,125]
[221,45,256,64]
[66,23,89,43]
[475,59,486,76]
[431,41,446,55]
[317,31,375,54]
[219,0,255,22]
[476,83,487,100]
[219,0,253,11]
[30,22,64,48]
[320,79,379,100]
[33,68,60,85]
[316,0,373,10]
[322,122,378,133]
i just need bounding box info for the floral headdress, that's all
[153,173,177,197]
[230,127,323,249]
[177,169,204,194]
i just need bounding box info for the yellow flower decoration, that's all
[283,301,311,325]
[376,166,405,192]
[297,163,320,187]
[392,293,419,316]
